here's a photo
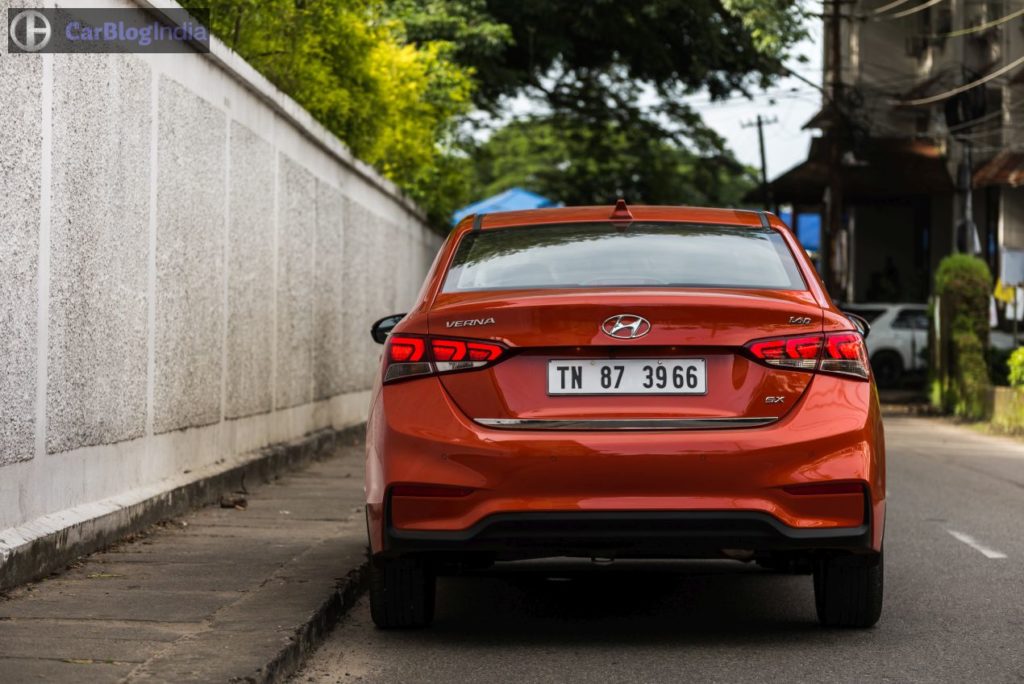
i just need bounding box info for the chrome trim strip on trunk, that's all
[474,417,779,431]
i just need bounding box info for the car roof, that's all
[456,205,778,231]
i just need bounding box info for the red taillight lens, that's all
[821,332,870,379]
[388,336,426,363]
[748,334,820,371]
[746,331,869,379]
[383,335,507,383]
[384,336,432,382]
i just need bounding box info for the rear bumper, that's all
[366,373,886,557]
[384,511,872,561]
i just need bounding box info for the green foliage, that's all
[933,255,993,417]
[184,0,809,225]
[408,0,809,107]
[934,254,992,343]
[180,0,475,225]
[951,331,991,420]
[401,0,808,213]
[470,117,756,207]
[1008,347,1024,388]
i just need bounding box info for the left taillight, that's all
[383,335,507,384]
[746,331,870,380]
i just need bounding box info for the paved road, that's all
[295,417,1024,683]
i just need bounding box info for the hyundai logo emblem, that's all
[601,314,651,340]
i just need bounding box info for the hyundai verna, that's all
[365,202,885,629]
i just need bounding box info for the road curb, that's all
[257,557,371,684]
[0,424,365,592]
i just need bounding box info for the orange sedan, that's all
[365,202,885,629]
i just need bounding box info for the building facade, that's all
[771,0,1024,302]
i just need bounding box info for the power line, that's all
[872,0,914,14]
[946,99,1024,134]
[896,54,1024,106]
[940,6,1024,38]
[872,0,947,20]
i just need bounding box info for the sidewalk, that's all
[0,434,368,683]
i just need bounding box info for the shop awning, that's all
[974,151,1024,188]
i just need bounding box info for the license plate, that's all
[547,359,707,395]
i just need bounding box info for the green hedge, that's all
[935,254,992,344]
[1008,347,1024,388]
[933,255,993,418]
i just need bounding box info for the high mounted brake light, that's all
[610,198,633,222]
[746,331,870,380]
[384,335,507,383]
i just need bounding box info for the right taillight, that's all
[746,331,869,380]
[383,335,507,383]
[820,332,870,379]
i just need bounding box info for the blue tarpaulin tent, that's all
[451,187,559,226]
[779,211,821,251]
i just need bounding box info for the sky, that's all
[697,26,824,180]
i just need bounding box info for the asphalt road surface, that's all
[294,416,1024,683]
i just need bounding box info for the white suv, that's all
[843,304,928,387]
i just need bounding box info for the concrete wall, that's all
[0,1,440,543]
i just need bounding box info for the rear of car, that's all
[365,204,885,629]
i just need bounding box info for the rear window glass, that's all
[442,222,806,292]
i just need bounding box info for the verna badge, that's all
[446,317,495,328]
[601,314,651,340]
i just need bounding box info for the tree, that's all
[397,0,807,208]
[180,0,476,225]
[471,117,756,207]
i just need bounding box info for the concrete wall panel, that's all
[0,2,41,465]
[314,181,346,400]
[225,121,274,419]
[274,154,316,408]
[341,200,373,392]
[47,54,150,454]
[153,76,226,434]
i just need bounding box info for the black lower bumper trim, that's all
[385,511,871,560]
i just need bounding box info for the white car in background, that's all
[842,303,928,387]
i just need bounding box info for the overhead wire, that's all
[870,0,947,20]
[872,0,915,14]
[896,54,1024,106]
[939,6,1024,38]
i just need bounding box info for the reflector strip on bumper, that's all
[474,417,778,430]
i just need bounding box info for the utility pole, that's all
[822,0,845,297]
[741,115,778,211]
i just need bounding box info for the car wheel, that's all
[870,351,903,389]
[369,555,436,629]
[813,551,883,628]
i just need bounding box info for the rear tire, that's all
[369,555,436,629]
[813,552,883,628]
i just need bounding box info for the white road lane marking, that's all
[946,529,1008,559]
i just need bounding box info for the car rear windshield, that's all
[441,222,807,293]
